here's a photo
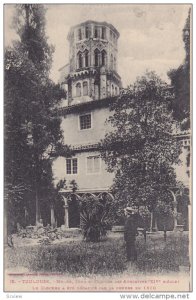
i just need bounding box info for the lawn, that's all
[5,231,190,276]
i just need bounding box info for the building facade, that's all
[52,20,190,230]
[53,21,122,228]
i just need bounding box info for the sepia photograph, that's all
[4,3,192,293]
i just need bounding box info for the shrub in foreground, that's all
[79,195,113,242]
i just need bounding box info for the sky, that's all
[4,4,190,87]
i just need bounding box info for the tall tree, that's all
[100,71,182,223]
[168,9,191,129]
[5,4,67,230]
[13,4,53,75]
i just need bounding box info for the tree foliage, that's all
[100,71,181,216]
[13,4,53,75]
[168,9,190,129]
[5,4,68,231]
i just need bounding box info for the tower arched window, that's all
[78,28,82,40]
[102,27,106,39]
[85,26,90,38]
[77,52,83,69]
[114,57,116,70]
[101,50,107,66]
[110,54,113,70]
[84,50,89,67]
[94,49,100,67]
[94,26,99,38]
[83,81,88,96]
[112,84,114,96]
[76,82,81,97]
[110,30,112,40]
[115,86,118,95]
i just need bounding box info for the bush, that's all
[16,225,67,241]
[79,195,112,242]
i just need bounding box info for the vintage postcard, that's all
[4,3,192,293]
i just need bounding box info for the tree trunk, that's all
[33,145,41,226]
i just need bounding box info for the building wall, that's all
[54,105,190,191]
[175,138,190,187]
[52,151,114,191]
[52,105,114,191]
[61,106,113,146]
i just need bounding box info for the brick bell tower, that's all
[59,20,122,105]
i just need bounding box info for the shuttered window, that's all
[87,156,100,173]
